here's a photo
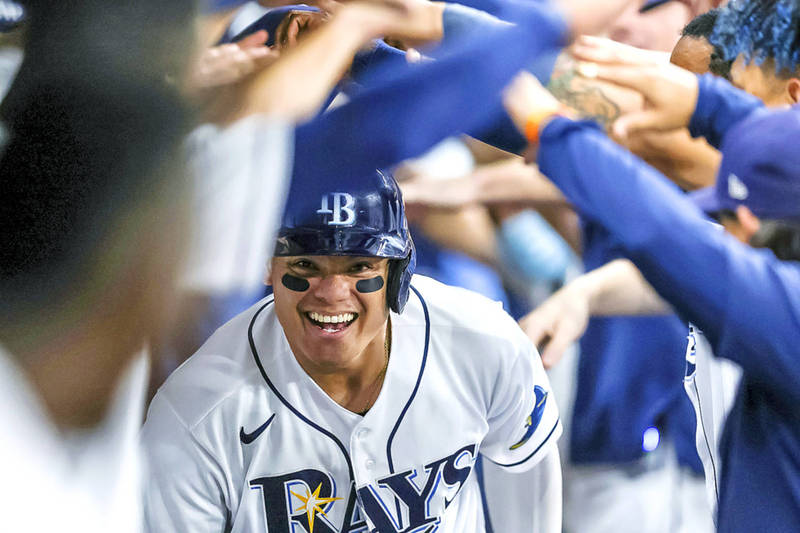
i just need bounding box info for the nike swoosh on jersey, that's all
[240,413,276,444]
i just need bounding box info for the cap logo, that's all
[317,192,355,226]
[728,174,749,200]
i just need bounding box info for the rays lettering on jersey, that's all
[248,444,476,533]
[357,443,477,533]
[250,469,359,533]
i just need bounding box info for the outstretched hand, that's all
[519,284,590,369]
[570,35,699,139]
[559,0,644,39]
[188,30,279,91]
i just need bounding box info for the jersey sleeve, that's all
[689,74,763,149]
[141,394,230,533]
[480,339,561,473]
[291,0,567,183]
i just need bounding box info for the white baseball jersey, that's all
[181,115,292,295]
[683,324,742,518]
[0,346,149,533]
[142,274,561,533]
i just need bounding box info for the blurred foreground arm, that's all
[401,157,566,209]
[209,0,446,123]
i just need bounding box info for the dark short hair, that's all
[715,211,800,261]
[682,8,720,38]
[681,9,732,80]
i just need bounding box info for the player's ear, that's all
[787,78,800,104]
[265,263,274,287]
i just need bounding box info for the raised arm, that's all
[292,0,569,181]
[688,74,764,149]
[527,109,800,406]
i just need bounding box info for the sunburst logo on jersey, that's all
[290,483,342,533]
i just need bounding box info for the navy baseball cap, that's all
[640,0,675,12]
[690,107,800,223]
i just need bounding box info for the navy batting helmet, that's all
[219,5,320,46]
[275,170,416,313]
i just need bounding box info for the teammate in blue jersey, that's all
[501,52,800,531]
[519,3,800,524]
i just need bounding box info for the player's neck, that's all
[297,321,391,414]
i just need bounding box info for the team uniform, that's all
[142,275,560,532]
[0,346,149,533]
[535,74,800,531]
[565,223,709,533]
[682,324,741,516]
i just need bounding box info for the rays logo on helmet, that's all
[317,193,356,226]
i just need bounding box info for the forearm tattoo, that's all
[547,57,621,127]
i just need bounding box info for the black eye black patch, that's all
[356,276,384,293]
[281,273,310,292]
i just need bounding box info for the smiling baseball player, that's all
[141,170,561,533]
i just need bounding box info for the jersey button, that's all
[365,459,375,470]
[356,428,369,439]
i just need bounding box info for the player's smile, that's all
[269,255,390,369]
[304,310,358,334]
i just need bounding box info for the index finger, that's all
[571,35,667,67]
[519,312,550,347]
[237,29,269,49]
[576,62,658,94]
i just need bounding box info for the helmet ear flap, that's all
[387,251,413,313]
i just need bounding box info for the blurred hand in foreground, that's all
[188,30,279,91]
[519,282,590,369]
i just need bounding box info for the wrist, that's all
[422,2,446,43]
[566,274,596,311]
[394,1,445,46]
[336,5,381,43]
[523,104,572,145]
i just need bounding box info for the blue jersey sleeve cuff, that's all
[484,417,562,472]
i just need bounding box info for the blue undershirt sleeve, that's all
[344,1,562,155]
[293,3,567,181]
[537,117,800,406]
[452,0,555,21]
[689,74,764,149]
